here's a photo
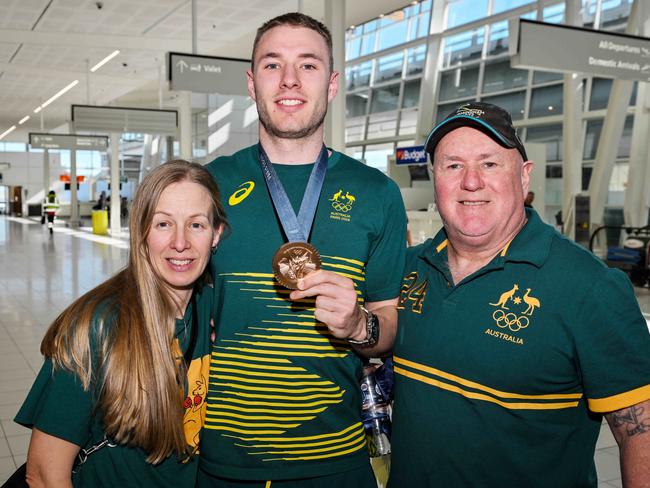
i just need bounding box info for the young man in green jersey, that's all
[389,102,650,487]
[199,13,406,487]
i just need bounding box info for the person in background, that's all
[43,190,60,235]
[524,190,535,208]
[15,160,227,487]
[199,11,406,488]
[389,102,650,487]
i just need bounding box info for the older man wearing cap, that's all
[388,102,650,487]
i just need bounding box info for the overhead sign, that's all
[167,52,250,95]
[29,133,109,151]
[72,105,178,135]
[395,145,428,165]
[510,19,650,82]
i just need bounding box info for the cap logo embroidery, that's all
[456,106,485,118]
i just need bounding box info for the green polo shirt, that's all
[15,282,214,488]
[202,145,406,480]
[389,208,650,487]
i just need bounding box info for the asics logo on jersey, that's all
[229,181,255,206]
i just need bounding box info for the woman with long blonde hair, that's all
[14,160,227,487]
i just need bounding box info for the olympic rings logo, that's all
[331,202,352,212]
[492,309,529,332]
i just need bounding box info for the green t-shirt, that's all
[202,145,406,480]
[389,208,650,487]
[15,283,214,488]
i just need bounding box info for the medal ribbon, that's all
[258,143,328,243]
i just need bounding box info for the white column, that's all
[110,133,121,235]
[324,0,346,152]
[179,91,193,160]
[589,0,640,229]
[69,149,79,227]
[414,0,445,145]
[560,0,585,239]
[624,0,650,227]
[42,149,49,197]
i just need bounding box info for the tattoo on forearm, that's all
[611,405,650,437]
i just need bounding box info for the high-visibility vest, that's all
[43,195,60,214]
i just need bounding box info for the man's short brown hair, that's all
[251,12,333,72]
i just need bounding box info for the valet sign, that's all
[395,145,428,165]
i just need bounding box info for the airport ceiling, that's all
[0,0,410,140]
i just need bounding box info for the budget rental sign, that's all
[395,145,428,165]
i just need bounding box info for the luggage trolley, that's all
[589,225,650,287]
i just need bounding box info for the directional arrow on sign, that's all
[176,59,189,74]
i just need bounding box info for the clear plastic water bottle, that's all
[360,363,391,457]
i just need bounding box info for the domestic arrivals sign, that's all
[395,145,428,165]
[167,52,250,95]
[509,19,650,82]
[29,133,109,151]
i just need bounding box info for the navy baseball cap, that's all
[425,102,528,162]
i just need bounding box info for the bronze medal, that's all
[272,242,322,289]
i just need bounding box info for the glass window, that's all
[416,12,431,38]
[446,0,488,28]
[482,60,528,93]
[543,3,565,23]
[525,124,563,162]
[442,27,485,67]
[583,0,597,28]
[346,62,372,90]
[375,51,404,84]
[345,146,363,160]
[438,66,479,101]
[1,142,26,152]
[487,21,509,56]
[370,84,401,113]
[492,0,534,14]
[583,117,634,161]
[361,32,377,57]
[533,70,563,85]
[345,117,366,142]
[435,100,472,124]
[377,19,409,51]
[403,79,421,108]
[600,0,631,29]
[364,142,394,172]
[346,35,361,61]
[346,92,369,118]
[546,165,563,178]
[399,109,418,135]
[481,91,526,120]
[529,85,563,117]
[589,78,612,111]
[367,112,398,139]
[406,45,426,77]
[583,120,602,160]
[619,116,633,158]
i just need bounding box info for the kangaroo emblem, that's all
[345,191,356,204]
[490,284,518,309]
[522,288,541,315]
[331,189,343,202]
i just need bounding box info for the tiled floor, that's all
[0,214,648,485]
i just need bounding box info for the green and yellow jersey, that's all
[389,208,650,487]
[15,283,214,488]
[202,145,406,480]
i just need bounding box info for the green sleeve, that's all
[573,269,650,413]
[364,177,407,302]
[14,359,93,447]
